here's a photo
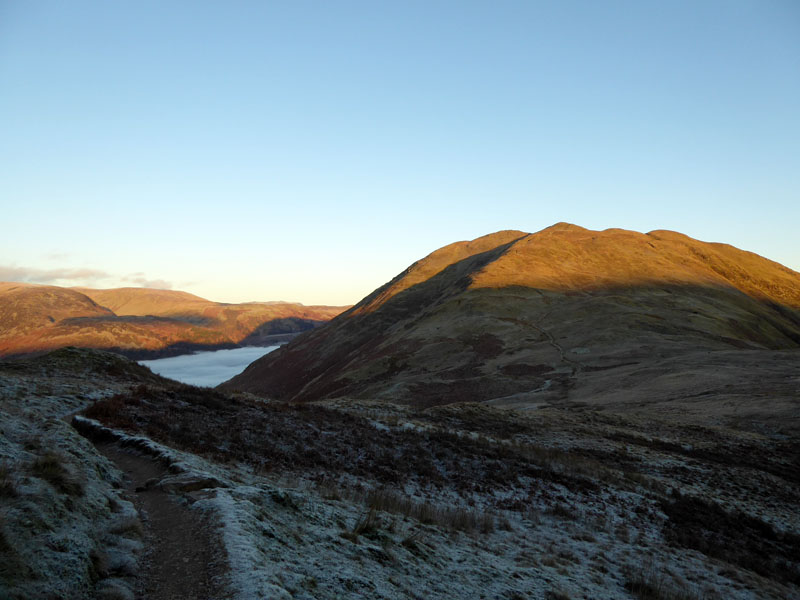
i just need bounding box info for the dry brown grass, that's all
[78,379,800,593]
[341,508,380,543]
[82,385,599,499]
[327,484,497,535]
[29,451,84,497]
[623,560,700,600]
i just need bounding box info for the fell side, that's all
[220,224,800,433]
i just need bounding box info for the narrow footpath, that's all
[97,443,230,600]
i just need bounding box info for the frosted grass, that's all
[139,345,279,387]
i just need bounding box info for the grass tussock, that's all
[108,516,144,539]
[546,502,579,521]
[29,451,84,497]
[400,529,425,553]
[367,487,494,533]
[0,463,17,498]
[623,560,700,600]
[326,484,496,535]
[0,513,31,584]
[341,508,380,543]
[89,547,110,582]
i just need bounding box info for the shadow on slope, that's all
[221,260,800,410]
[220,236,526,400]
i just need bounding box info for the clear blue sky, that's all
[1,1,798,304]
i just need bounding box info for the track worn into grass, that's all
[97,443,230,600]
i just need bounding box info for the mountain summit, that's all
[221,224,800,429]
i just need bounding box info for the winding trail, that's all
[528,322,584,376]
[529,311,584,376]
[97,442,230,600]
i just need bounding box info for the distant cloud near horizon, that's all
[0,265,173,290]
[0,265,111,284]
[122,273,173,289]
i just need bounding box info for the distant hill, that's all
[0,282,114,336]
[221,223,800,430]
[74,287,211,316]
[0,283,347,359]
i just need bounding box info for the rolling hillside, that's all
[0,284,347,359]
[222,223,800,431]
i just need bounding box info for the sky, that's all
[1,1,798,305]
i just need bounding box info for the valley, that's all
[6,2,797,598]
[139,345,281,387]
[1,348,798,599]
[0,283,346,360]
[1,224,799,599]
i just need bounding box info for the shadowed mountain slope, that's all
[221,224,800,431]
[0,284,347,359]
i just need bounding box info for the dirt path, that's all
[530,313,584,376]
[97,443,230,600]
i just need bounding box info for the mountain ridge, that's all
[0,283,348,359]
[221,223,800,431]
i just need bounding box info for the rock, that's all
[156,473,227,493]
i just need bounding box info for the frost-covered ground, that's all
[0,349,161,600]
[82,386,800,599]
[2,349,799,600]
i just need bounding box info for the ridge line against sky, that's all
[1,1,798,305]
